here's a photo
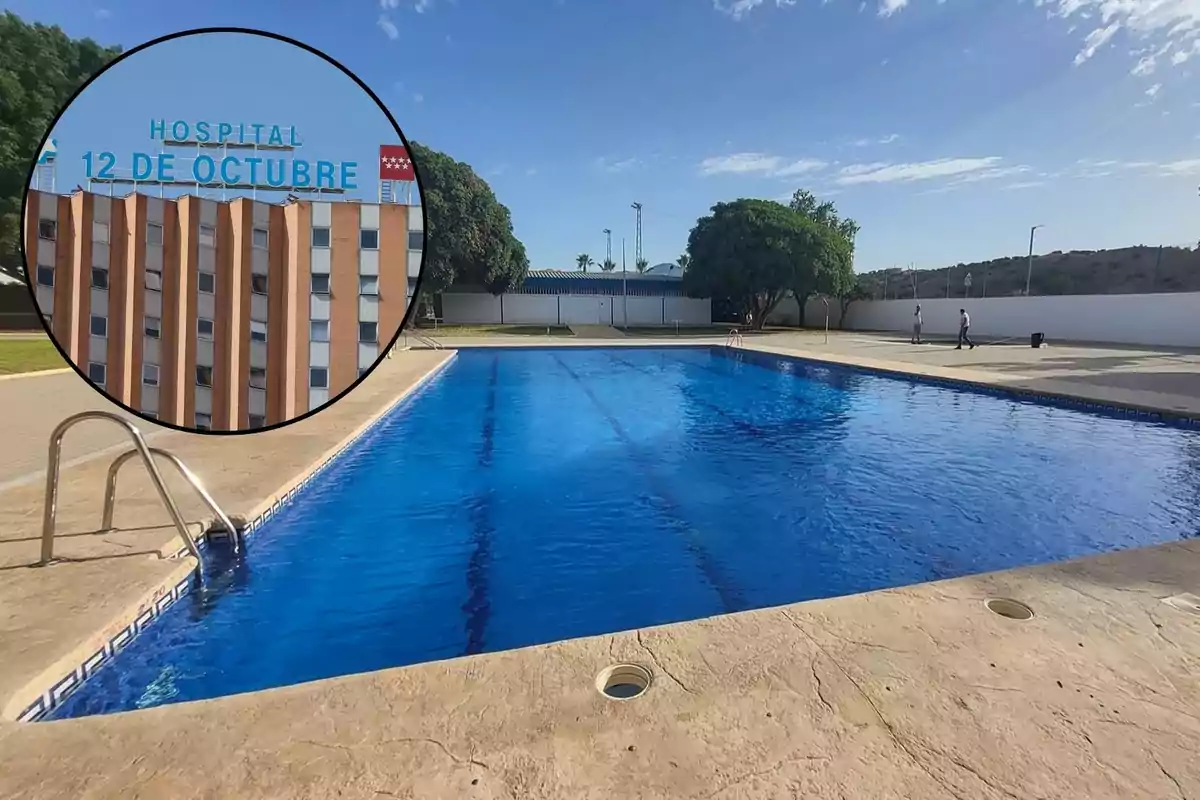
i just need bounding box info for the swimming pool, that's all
[49,346,1200,719]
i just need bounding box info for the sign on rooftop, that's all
[82,119,360,194]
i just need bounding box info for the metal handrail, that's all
[102,447,241,554]
[39,411,206,577]
[408,332,444,350]
[726,328,744,347]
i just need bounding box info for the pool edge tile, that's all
[13,351,458,724]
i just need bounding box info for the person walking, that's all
[911,304,923,344]
[956,308,975,350]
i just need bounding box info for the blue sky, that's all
[8,0,1200,272]
[39,30,403,203]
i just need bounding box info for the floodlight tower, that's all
[631,203,643,270]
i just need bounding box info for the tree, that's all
[635,257,649,273]
[787,189,859,244]
[785,189,858,325]
[0,13,122,271]
[409,141,528,295]
[676,253,691,273]
[575,253,594,272]
[683,199,806,330]
[600,257,617,272]
[836,278,870,329]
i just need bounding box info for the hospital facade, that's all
[24,189,422,431]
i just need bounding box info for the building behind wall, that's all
[441,270,711,326]
[25,189,423,431]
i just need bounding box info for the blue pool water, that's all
[52,346,1200,719]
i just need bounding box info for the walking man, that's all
[956,308,975,350]
[911,304,923,344]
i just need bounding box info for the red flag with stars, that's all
[379,145,415,181]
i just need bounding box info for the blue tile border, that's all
[15,353,458,724]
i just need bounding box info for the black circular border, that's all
[19,26,430,436]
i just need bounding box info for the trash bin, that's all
[1031,332,1045,348]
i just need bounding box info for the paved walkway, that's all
[567,324,627,338]
[0,369,160,493]
[1,333,1197,799]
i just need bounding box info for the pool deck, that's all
[0,333,1197,799]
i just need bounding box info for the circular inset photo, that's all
[21,28,426,434]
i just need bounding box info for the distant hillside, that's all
[858,245,1200,300]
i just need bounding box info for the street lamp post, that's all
[603,228,612,268]
[631,202,643,271]
[621,237,628,330]
[1025,224,1044,296]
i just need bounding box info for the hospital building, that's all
[24,189,423,430]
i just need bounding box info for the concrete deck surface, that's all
[0,332,1197,799]
[0,350,453,721]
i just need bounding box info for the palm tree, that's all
[676,253,691,274]
[600,258,617,272]
[576,253,590,272]
[635,257,649,273]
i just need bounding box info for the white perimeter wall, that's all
[441,293,711,326]
[837,292,1200,348]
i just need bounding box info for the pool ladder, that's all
[726,328,745,348]
[395,331,444,352]
[38,411,240,580]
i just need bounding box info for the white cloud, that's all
[380,0,400,6]
[852,133,901,147]
[1039,0,1200,70]
[1146,81,1163,96]
[698,152,827,177]
[709,0,1200,78]
[1074,21,1122,65]
[415,0,434,12]
[377,14,400,39]
[94,7,111,19]
[712,0,796,20]
[774,158,828,176]
[596,156,642,174]
[1002,180,1050,190]
[835,156,1009,185]
[1156,158,1200,175]
[1067,157,1200,179]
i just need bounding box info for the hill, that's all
[857,245,1200,300]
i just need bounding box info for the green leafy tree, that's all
[600,257,616,272]
[635,257,649,273]
[836,278,870,329]
[575,253,594,272]
[409,141,528,295]
[683,199,804,330]
[0,12,122,271]
[786,189,859,325]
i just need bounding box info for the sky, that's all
[39,30,404,203]
[7,0,1200,273]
